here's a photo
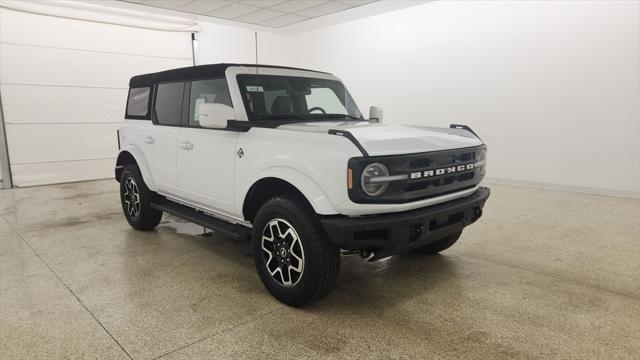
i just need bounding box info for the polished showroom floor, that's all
[1,179,638,359]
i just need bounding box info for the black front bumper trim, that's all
[321,187,490,260]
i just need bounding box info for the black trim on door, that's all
[181,81,191,127]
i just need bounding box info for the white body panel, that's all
[121,120,179,196]
[235,127,362,217]
[278,121,483,156]
[117,66,485,223]
[177,128,240,217]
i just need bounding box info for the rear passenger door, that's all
[144,81,184,196]
[177,78,240,217]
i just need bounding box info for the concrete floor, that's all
[0,180,638,360]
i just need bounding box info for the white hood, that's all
[277,121,483,156]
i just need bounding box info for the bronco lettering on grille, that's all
[410,163,474,179]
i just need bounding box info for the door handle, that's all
[144,136,155,144]
[179,141,193,150]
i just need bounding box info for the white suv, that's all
[116,63,490,306]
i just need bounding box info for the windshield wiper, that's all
[310,114,363,121]
[253,114,364,122]
[255,114,310,121]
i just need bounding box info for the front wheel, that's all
[252,195,340,307]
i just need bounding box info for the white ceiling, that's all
[119,0,380,28]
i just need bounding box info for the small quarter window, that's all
[189,78,233,127]
[126,87,150,117]
[154,82,185,126]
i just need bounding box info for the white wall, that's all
[198,0,640,194]
[196,21,290,66]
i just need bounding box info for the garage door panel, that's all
[1,84,126,124]
[0,8,192,59]
[0,7,192,186]
[11,158,116,187]
[6,123,120,164]
[1,43,190,88]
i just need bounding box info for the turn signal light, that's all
[347,168,353,190]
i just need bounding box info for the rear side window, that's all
[126,87,150,118]
[154,82,184,126]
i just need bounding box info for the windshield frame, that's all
[236,74,363,122]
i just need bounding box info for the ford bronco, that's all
[116,63,489,306]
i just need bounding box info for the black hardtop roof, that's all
[129,63,329,87]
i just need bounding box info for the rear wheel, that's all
[119,164,163,230]
[252,195,340,307]
[411,231,462,255]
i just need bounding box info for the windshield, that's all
[237,74,362,121]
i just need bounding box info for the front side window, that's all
[154,82,184,126]
[126,87,150,118]
[189,78,233,127]
[237,75,362,121]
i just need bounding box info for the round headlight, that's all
[361,162,389,197]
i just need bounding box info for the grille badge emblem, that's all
[410,163,474,179]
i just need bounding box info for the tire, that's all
[119,164,163,230]
[411,231,462,255]
[252,195,340,307]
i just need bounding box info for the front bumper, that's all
[320,187,490,260]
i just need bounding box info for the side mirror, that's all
[369,106,383,123]
[197,103,235,129]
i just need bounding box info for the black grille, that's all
[404,171,476,192]
[409,158,432,168]
[348,145,486,204]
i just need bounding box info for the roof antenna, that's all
[190,32,197,66]
[254,31,259,121]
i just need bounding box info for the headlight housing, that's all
[361,162,389,197]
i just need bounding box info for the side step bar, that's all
[151,200,251,242]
